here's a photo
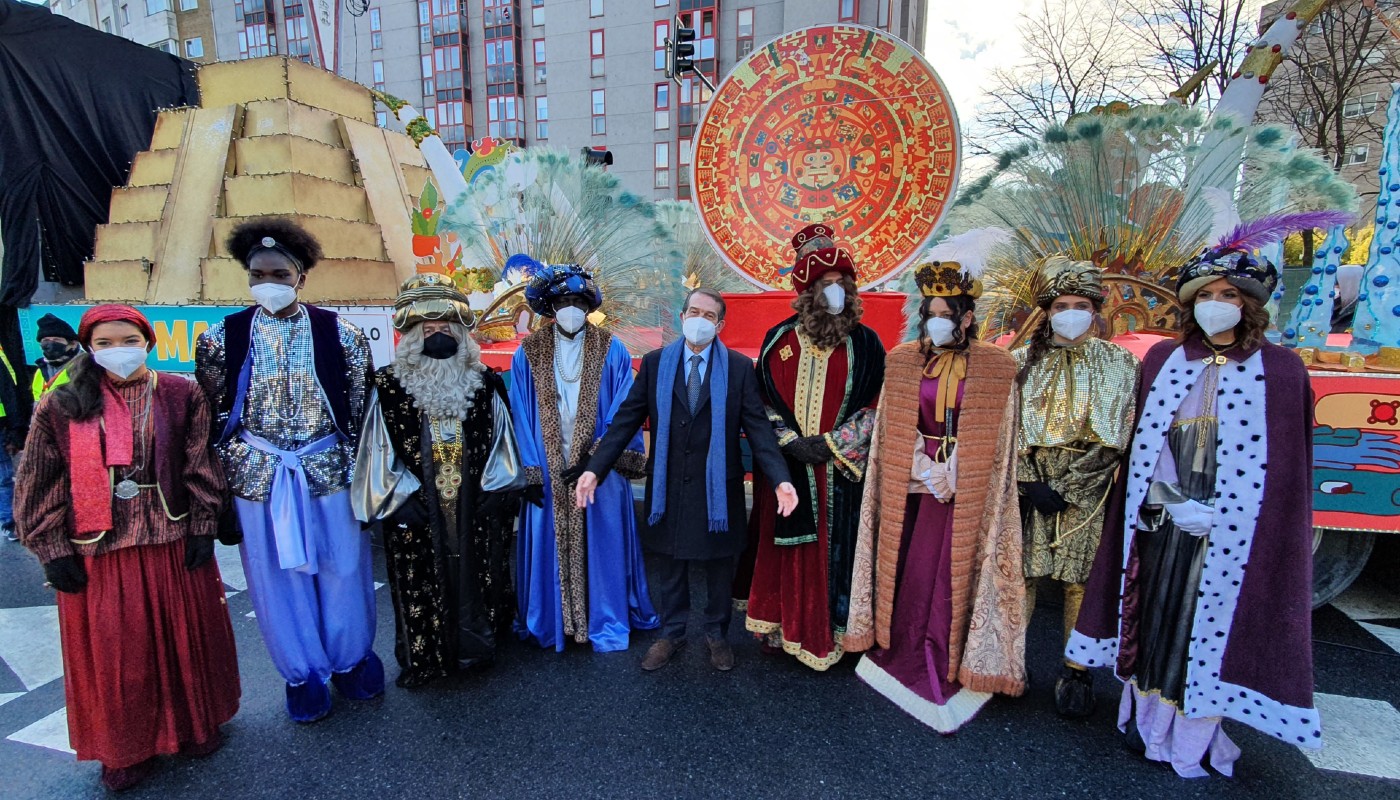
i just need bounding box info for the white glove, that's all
[1165,499,1214,537]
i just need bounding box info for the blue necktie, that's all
[687,354,703,414]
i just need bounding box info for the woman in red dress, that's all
[17,304,239,792]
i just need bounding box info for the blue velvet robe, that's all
[510,326,658,652]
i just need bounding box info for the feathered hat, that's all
[914,227,1013,299]
[1035,256,1106,308]
[525,263,603,318]
[1177,193,1354,303]
[392,273,476,332]
[790,247,857,294]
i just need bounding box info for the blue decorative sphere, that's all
[1312,266,1323,274]
[1305,285,1319,295]
[1390,221,1399,229]
[1360,293,1370,301]
[1392,305,1400,317]
[1376,275,1393,287]
[1384,247,1395,255]
[1315,251,1326,259]
[1325,264,1338,274]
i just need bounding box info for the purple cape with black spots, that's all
[1072,337,1316,742]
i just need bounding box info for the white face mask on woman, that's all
[1193,300,1242,337]
[924,317,958,347]
[92,346,149,379]
[250,283,298,314]
[1050,309,1094,342]
[555,306,587,334]
[821,283,847,315]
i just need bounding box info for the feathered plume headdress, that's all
[1178,194,1354,302]
[913,227,1013,298]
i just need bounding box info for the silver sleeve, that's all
[351,390,422,522]
[480,389,527,493]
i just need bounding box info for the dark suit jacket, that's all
[587,343,791,560]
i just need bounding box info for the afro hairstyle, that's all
[226,216,324,271]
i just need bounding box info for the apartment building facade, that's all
[48,0,927,200]
[45,0,218,63]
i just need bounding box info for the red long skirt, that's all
[56,539,240,768]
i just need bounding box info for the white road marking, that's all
[6,708,74,756]
[0,606,62,690]
[1306,693,1400,781]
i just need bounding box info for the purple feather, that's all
[1216,210,1356,253]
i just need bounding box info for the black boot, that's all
[1054,663,1097,719]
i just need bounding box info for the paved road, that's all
[2,533,1398,799]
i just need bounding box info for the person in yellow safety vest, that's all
[0,334,32,542]
[32,314,79,401]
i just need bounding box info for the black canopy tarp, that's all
[0,0,198,307]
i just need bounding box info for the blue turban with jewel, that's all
[525,263,603,318]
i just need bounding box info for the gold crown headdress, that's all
[393,273,476,331]
[914,227,1013,299]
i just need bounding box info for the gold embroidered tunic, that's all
[1013,337,1139,584]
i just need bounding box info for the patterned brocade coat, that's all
[372,366,516,683]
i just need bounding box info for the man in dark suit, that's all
[576,288,797,672]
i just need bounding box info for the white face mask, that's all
[92,346,149,379]
[682,316,718,347]
[1194,300,1242,337]
[924,317,958,347]
[555,306,587,334]
[250,283,299,314]
[1050,309,1094,342]
[821,283,847,315]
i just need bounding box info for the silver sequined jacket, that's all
[195,312,372,502]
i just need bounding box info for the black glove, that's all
[386,495,431,529]
[185,536,215,571]
[43,555,88,594]
[479,491,523,519]
[523,484,546,508]
[558,461,588,485]
[216,504,244,546]
[1020,481,1069,515]
[783,434,833,465]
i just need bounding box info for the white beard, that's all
[391,323,486,420]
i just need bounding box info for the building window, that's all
[101,16,113,32]
[655,82,669,129]
[838,0,858,21]
[736,7,753,56]
[535,95,549,139]
[372,60,385,89]
[425,107,437,128]
[184,36,203,57]
[876,0,890,29]
[152,39,178,54]
[590,29,604,77]
[654,20,668,70]
[369,8,382,49]
[592,89,605,135]
[1343,92,1381,120]
[179,0,196,9]
[376,111,388,127]
[1347,145,1371,166]
[533,38,546,82]
[655,0,667,5]
[145,0,170,15]
[120,4,129,24]
[590,0,602,15]
[655,142,670,188]
[532,0,543,27]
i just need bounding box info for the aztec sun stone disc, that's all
[692,25,960,289]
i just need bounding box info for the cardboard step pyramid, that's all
[86,56,433,305]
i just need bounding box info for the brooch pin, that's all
[779,345,794,362]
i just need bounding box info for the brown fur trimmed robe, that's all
[846,338,1027,698]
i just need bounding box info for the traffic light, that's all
[581,147,613,167]
[669,23,697,80]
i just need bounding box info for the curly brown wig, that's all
[1180,292,1270,351]
[226,217,324,271]
[917,294,979,357]
[792,275,864,350]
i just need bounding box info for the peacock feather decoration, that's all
[439,148,684,354]
[943,103,1359,339]
[653,201,757,296]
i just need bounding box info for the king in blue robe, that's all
[510,263,658,652]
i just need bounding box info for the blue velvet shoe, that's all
[331,652,385,701]
[285,679,332,724]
